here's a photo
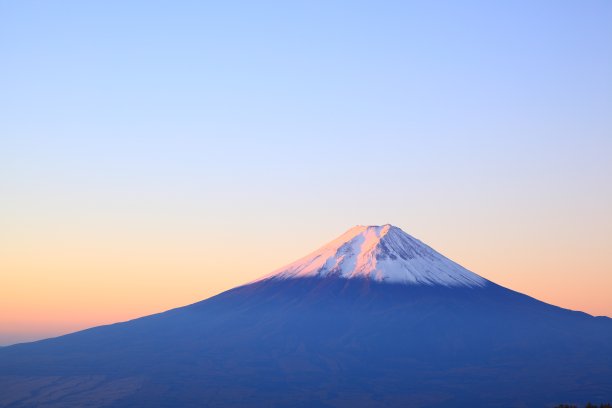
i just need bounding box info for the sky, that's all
[1,0,611,345]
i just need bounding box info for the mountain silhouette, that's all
[1,225,611,407]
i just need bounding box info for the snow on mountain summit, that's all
[261,224,487,287]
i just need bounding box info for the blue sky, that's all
[3,0,610,233]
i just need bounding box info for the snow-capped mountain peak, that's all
[261,224,487,287]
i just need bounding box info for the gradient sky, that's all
[1,1,611,345]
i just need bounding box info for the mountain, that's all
[1,225,611,407]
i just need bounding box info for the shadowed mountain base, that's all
[1,277,612,407]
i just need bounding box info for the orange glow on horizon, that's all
[2,221,611,345]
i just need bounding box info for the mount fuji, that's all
[1,225,612,407]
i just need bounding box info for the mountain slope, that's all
[1,225,611,407]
